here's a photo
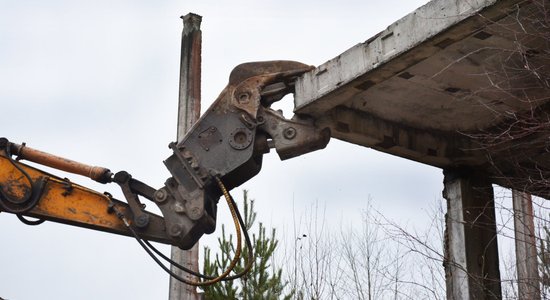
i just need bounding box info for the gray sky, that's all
[0,1,445,299]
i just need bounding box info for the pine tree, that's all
[202,190,293,300]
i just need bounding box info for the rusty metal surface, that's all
[160,60,330,249]
[6,139,113,184]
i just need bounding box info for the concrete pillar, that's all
[169,13,202,300]
[443,169,502,300]
[512,190,541,300]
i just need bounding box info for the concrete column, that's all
[169,13,202,300]
[512,190,541,300]
[443,170,502,300]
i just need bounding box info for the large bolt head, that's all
[135,214,150,228]
[237,92,250,104]
[154,189,168,203]
[283,127,297,139]
[188,206,204,220]
[169,224,183,238]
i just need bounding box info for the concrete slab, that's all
[294,0,550,196]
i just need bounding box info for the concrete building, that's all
[294,0,549,298]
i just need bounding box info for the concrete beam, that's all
[321,106,486,168]
[324,106,550,198]
[443,170,501,299]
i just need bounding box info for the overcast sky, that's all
[0,1,446,299]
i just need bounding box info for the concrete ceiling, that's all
[294,0,550,196]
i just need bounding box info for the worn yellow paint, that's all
[0,151,171,244]
[0,153,127,233]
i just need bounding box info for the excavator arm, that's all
[0,61,330,250]
[0,149,171,244]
